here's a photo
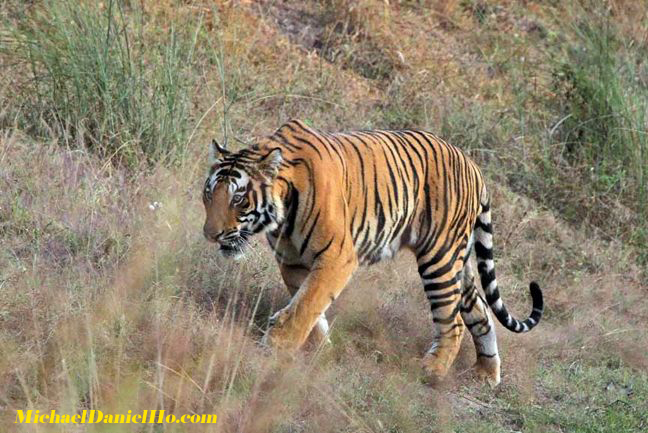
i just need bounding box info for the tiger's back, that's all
[267,121,484,267]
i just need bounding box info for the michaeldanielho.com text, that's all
[15,410,217,424]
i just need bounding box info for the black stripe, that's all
[477,262,496,287]
[432,302,461,323]
[475,218,492,233]
[460,293,478,312]
[294,135,324,159]
[313,236,335,261]
[424,275,459,292]
[282,186,299,238]
[465,318,489,330]
[273,131,300,151]
[429,298,457,310]
[474,241,493,261]
[427,288,461,300]
[438,322,464,335]
[299,211,321,256]
[485,288,501,305]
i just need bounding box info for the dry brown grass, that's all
[4,127,646,431]
[2,1,648,432]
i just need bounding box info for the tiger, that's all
[202,119,543,386]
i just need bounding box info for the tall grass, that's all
[553,11,647,209]
[546,6,648,266]
[4,0,201,166]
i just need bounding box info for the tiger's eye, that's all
[232,194,247,207]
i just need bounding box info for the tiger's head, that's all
[202,139,284,259]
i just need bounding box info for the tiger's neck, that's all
[257,136,299,232]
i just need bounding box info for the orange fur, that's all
[202,120,543,385]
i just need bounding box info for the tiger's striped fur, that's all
[202,119,543,386]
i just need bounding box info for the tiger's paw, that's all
[268,306,291,329]
[304,315,331,349]
[262,307,300,352]
[421,352,451,383]
[305,328,331,350]
[262,328,297,353]
[474,355,501,388]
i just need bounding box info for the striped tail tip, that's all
[498,281,544,333]
[527,281,544,327]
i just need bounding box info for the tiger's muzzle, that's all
[204,229,250,259]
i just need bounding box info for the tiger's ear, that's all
[209,139,229,162]
[258,148,283,179]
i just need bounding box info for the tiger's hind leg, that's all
[278,263,331,347]
[417,251,465,380]
[460,258,501,387]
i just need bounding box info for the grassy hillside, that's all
[1,1,647,432]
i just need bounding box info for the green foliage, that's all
[5,0,200,166]
[541,6,647,269]
[552,12,647,207]
[518,361,648,433]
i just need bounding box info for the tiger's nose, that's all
[203,227,223,242]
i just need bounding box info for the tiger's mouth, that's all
[218,234,250,259]
[219,242,246,258]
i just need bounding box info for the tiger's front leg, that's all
[278,263,331,347]
[265,255,357,352]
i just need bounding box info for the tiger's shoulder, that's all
[264,119,342,164]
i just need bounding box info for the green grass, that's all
[3,0,200,166]
[552,11,647,210]
[518,361,648,432]
[545,4,648,268]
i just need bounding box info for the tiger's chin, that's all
[219,243,247,260]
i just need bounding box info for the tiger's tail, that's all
[473,197,543,333]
